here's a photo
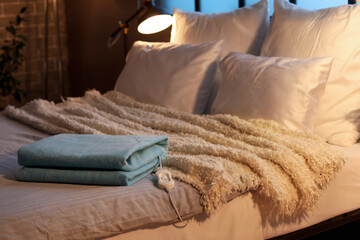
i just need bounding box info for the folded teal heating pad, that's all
[15,134,169,186]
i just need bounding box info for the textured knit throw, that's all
[4,90,345,220]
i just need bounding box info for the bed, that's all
[1,0,360,239]
[1,98,360,240]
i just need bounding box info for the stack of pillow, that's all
[115,0,360,147]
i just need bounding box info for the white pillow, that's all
[261,0,360,146]
[170,0,269,57]
[211,52,333,132]
[170,0,270,114]
[114,40,223,114]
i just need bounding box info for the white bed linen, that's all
[263,143,360,239]
[108,142,360,240]
[109,194,263,240]
[0,115,202,240]
[1,114,359,240]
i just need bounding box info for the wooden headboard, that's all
[194,0,357,11]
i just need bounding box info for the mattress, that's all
[0,115,203,239]
[112,141,360,240]
[110,194,263,240]
[1,113,360,240]
[263,143,360,238]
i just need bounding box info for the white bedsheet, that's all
[109,138,360,240]
[110,194,263,240]
[263,143,360,238]
[1,114,359,240]
[0,115,203,240]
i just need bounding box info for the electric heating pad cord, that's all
[156,152,191,228]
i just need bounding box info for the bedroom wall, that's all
[1,0,171,108]
[64,0,171,97]
[0,0,68,108]
[4,1,354,104]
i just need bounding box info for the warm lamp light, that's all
[108,0,172,49]
[138,14,173,34]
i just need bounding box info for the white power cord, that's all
[155,154,190,228]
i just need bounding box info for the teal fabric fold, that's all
[18,134,168,171]
[16,134,169,186]
[15,159,159,186]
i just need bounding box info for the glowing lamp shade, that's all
[107,0,173,49]
[138,14,173,34]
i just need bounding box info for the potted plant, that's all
[0,7,27,105]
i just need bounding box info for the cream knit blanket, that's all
[4,90,345,219]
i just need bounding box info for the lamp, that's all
[44,0,64,100]
[107,0,172,50]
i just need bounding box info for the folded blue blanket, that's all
[18,134,168,171]
[15,159,159,186]
[16,134,168,186]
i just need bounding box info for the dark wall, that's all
[64,0,171,97]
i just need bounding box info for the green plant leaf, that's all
[16,42,25,49]
[16,16,21,25]
[2,46,10,51]
[14,90,21,102]
[1,7,27,102]
[5,26,16,35]
[20,7,27,14]
[17,35,27,41]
